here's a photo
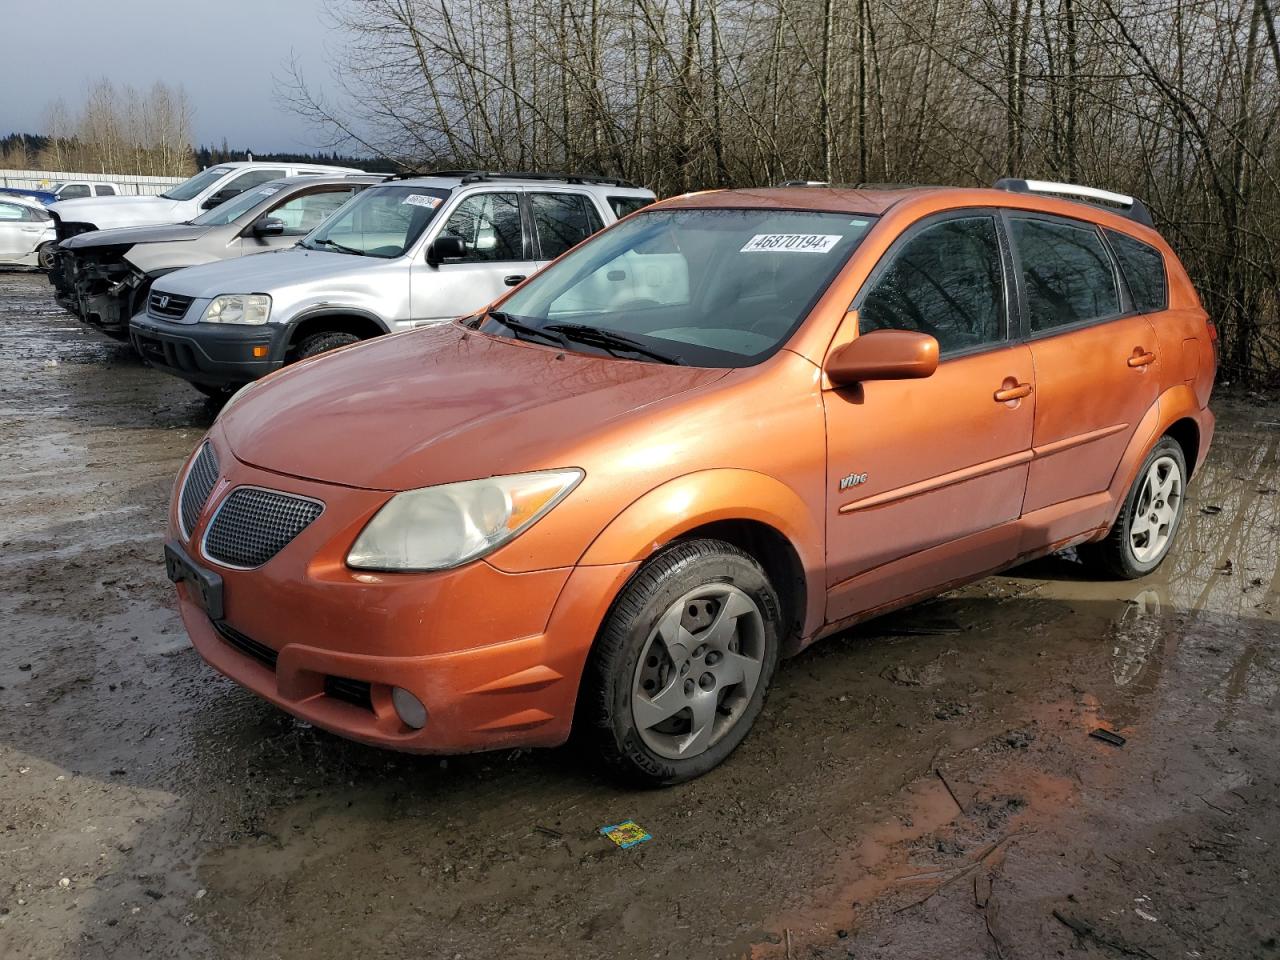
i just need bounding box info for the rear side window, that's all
[223,169,287,196]
[1106,231,1167,313]
[1012,217,1119,332]
[607,195,652,219]
[95,184,117,196]
[858,215,1006,353]
[530,192,605,260]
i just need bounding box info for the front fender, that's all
[578,468,826,636]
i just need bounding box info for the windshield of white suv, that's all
[482,208,877,367]
[299,185,450,258]
[190,182,288,226]
[161,167,234,202]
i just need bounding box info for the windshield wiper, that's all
[309,237,366,256]
[488,311,570,349]
[545,322,685,365]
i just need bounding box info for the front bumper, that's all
[170,430,637,753]
[131,313,289,389]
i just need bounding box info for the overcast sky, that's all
[0,0,346,153]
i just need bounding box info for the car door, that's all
[410,189,534,324]
[825,210,1035,623]
[0,200,39,261]
[1006,213,1160,513]
[528,189,607,272]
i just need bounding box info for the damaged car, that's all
[50,174,385,341]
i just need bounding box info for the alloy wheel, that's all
[1129,454,1183,564]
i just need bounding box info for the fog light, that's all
[391,686,427,729]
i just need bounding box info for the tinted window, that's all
[440,192,523,262]
[95,185,117,196]
[858,216,1006,352]
[59,184,91,200]
[530,192,604,260]
[491,209,876,367]
[1012,217,1119,331]
[608,195,652,219]
[1107,230,1167,313]
[160,166,234,201]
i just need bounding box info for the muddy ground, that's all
[0,268,1277,960]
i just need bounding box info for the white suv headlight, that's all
[347,470,584,571]
[202,294,271,325]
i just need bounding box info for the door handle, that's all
[1128,350,1156,367]
[994,382,1033,402]
[504,274,527,287]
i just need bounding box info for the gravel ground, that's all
[1,269,1277,960]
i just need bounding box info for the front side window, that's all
[857,215,1006,353]
[439,192,524,262]
[161,166,234,201]
[58,184,91,200]
[1012,217,1120,332]
[1107,230,1167,314]
[270,187,357,235]
[221,169,287,198]
[301,185,449,258]
[486,208,876,367]
[530,192,604,260]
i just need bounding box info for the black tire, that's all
[582,539,781,787]
[192,383,233,401]
[291,330,361,362]
[1080,437,1187,579]
[37,242,58,271]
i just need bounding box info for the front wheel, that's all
[583,539,781,786]
[37,242,58,271]
[291,330,361,362]
[1081,437,1187,579]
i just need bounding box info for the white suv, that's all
[48,161,364,237]
[130,171,655,395]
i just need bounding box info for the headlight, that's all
[347,469,583,571]
[202,294,270,325]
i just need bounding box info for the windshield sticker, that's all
[258,187,280,196]
[402,194,442,209]
[741,233,842,254]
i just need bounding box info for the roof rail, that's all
[778,179,830,187]
[994,178,1154,228]
[391,168,639,188]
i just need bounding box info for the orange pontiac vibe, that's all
[166,178,1216,785]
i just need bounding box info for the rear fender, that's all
[578,469,825,637]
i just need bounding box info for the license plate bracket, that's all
[164,540,224,620]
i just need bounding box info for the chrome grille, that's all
[148,290,194,320]
[179,442,219,538]
[203,487,324,568]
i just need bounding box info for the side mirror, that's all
[201,189,237,210]
[825,329,939,387]
[252,216,286,237]
[426,235,466,265]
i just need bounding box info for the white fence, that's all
[0,168,186,196]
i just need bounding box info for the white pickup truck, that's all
[48,161,363,240]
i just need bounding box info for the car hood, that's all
[153,247,368,296]
[49,195,183,229]
[63,221,208,251]
[220,323,729,491]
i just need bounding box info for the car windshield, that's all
[161,166,234,201]
[299,185,449,258]
[191,182,287,226]
[484,208,877,366]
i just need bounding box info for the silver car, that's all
[130,172,655,395]
[50,175,386,340]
